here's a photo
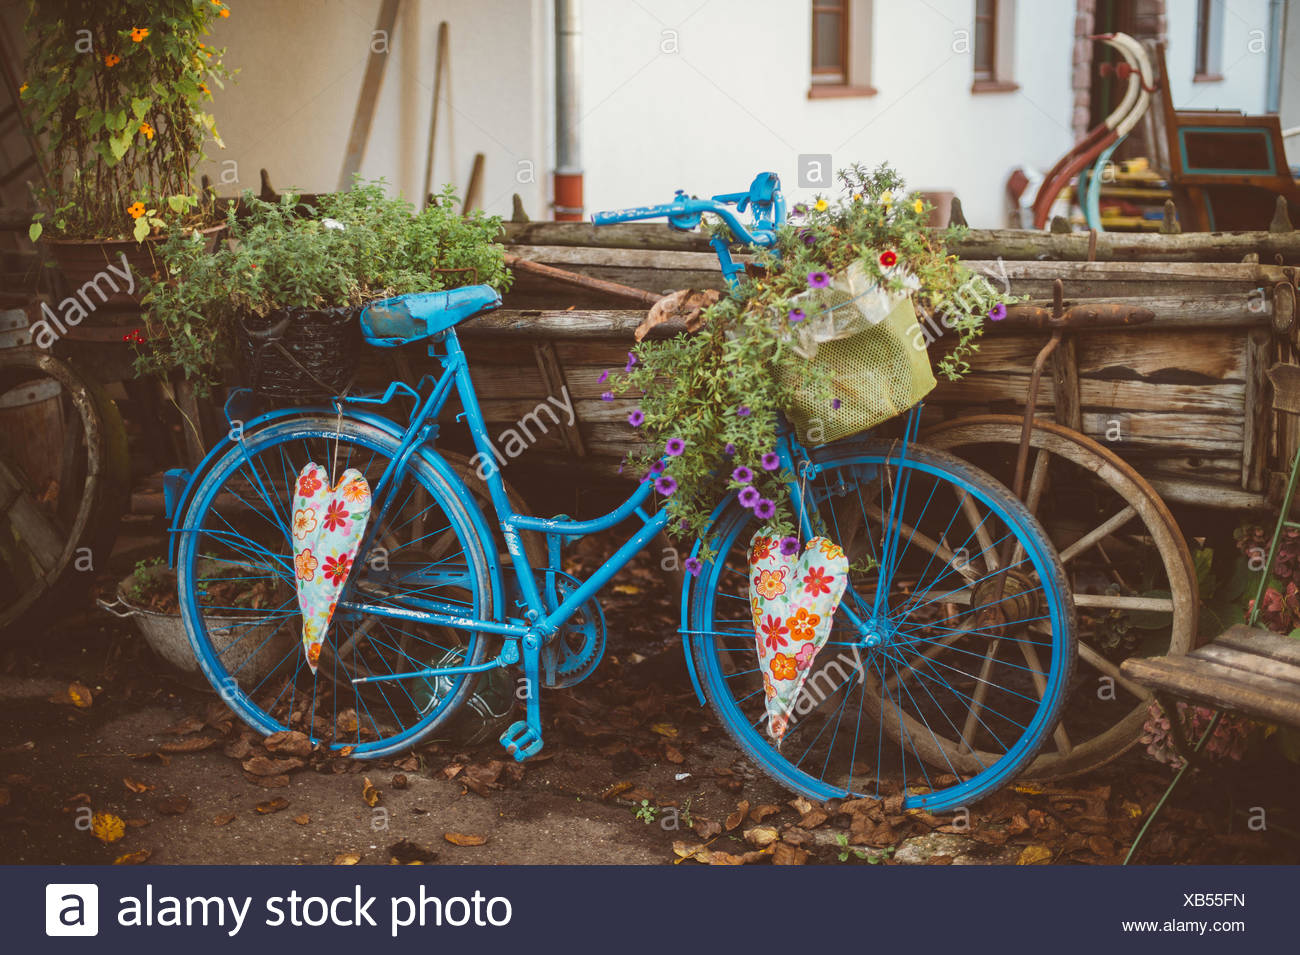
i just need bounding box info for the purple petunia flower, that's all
[732,465,754,484]
[724,443,737,457]
[683,556,702,577]
[738,486,761,508]
[598,369,610,384]
[737,406,752,417]
[650,460,666,475]
[761,452,780,471]
[655,475,677,496]
[803,232,817,247]
[789,308,806,323]
[624,351,638,372]
[780,536,799,556]
[831,398,842,410]
[988,302,1007,321]
[665,437,686,456]
[753,498,776,520]
[601,391,614,402]
[807,271,831,289]
[793,203,807,216]
[628,409,645,427]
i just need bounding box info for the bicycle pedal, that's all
[499,720,543,760]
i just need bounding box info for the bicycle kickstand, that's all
[499,633,545,760]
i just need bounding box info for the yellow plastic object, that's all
[782,294,935,445]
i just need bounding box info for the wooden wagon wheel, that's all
[0,349,128,633]
[921,415,1198,778]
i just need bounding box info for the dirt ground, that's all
[2,523,1298,867]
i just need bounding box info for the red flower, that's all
[760,614,789,652]
[322,553,352,586]
[802,564,833,597]
[297,471,322,497]
[322,499,350,532]
[879,250,898,267]
[770,653,797,681]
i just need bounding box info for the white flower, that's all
[321,218,346,231]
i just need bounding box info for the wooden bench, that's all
[1121,624,1300,731]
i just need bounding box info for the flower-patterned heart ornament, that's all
[748,532,849,744]
[291,463,371,673]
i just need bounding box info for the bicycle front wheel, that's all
[176,415,495,757]
[690,440,1075,811]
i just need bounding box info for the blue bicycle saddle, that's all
[360,285,501,347]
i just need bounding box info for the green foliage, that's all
[610,163,1010,542]
[833,833,894,863]
[21,0,232,240]
[633,799,658,824]
[135,180,510,393]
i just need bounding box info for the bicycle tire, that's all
[176,414,495,757]
[689,440,1076,811]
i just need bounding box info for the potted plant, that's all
[135,180,511,396]
[20,0,232,305]
[609,163,1011,545]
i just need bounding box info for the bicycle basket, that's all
[238,305,362,400]
[781,289,936,446]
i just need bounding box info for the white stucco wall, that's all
[195,0,550,217]
[1280,0,1300,133]
[1165,0,1275,112]
[576,0,1078,228]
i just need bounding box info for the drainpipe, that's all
[554,0,583,221]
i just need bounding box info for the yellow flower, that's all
[913,198,925,214]
[199,83,209,95]
[814,198,828,212]
[880,190,894,207]
[127,202,146,219]
[852,192,863,202]
[131,27,149,42]
[219,6,230,16]
[139,121,154,140]
[18,82,27,95]
[104,53,121,67]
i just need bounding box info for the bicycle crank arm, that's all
[349,641,520,685]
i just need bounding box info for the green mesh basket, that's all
[782,292,936,445]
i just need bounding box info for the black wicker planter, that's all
[238,305,362,399]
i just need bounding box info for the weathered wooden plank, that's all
[1143,476,1265,509]
[968,261,1291,283]
[1242,329,1271,491]
[498,221,1300,263]
[1075,330,1246,379]
[509,244,739,271]
[1216,624,1300,667]
[1192,644,1300,686]
[532,340,585,457]
[1078,412,1243,452]
[1120,656,1300,726]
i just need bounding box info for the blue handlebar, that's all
[591,172,786,288]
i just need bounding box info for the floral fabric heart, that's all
[291,463,371,673]
[748,532,849,744]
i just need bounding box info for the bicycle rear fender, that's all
[164,407,507,621]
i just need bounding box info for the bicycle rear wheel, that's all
[690,440,1075,811]
[176,415,495,757]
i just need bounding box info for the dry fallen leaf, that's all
[725,800,750,832]
[164,715,205,736]
[255,797,290,814]
[158,737,217,754]
[750,804,782,822]
[1016,845,1053,865]
[743,825,780,848]
[113,849,151,865]
[332,853,361,865]
[242,755,304,777]
[649,723,678,738]
[361,777,381,807]
[600,781,633,801]
[772,842,809,866]
[264,730,313,758]
[391,774,409,790]
[692,818,722,840]
[635,288,723,341]
[612,584,640,595]
[293,813,310,826]
[211,812,237,826]
[152,795,191,816]
[123,777,154,794]
[67,682,94,709]
[444,832,487,847]
[442,763,464,780]
[336,710,359,735]
[91,812,125,844]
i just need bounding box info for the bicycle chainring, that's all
[539,570,606,689]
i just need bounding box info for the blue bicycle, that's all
[171,173,1075,810]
